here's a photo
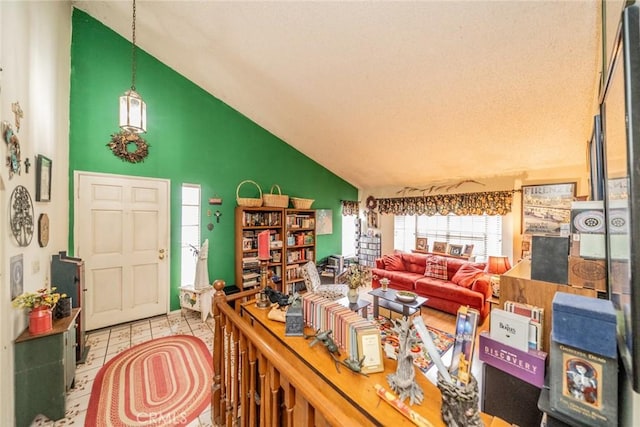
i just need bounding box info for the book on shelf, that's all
[504,300,544,350]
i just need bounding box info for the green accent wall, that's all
[69,9,357,310]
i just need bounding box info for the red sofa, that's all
[372,252,492,321]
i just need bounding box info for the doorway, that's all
[74,172,170,330]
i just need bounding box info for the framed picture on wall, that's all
[521,182,576,235]
[35,155,52,202]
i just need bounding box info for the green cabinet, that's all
[14,309,80,427]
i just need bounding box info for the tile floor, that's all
[32,309,215,427]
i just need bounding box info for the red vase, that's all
[29,306,53,335]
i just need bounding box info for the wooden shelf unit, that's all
[235,207,317,293]
[235,207,285,291]
[358,234,381,267]
[284,209,316,293]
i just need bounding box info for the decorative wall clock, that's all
[38,213,50,247]
[9,185,34,246]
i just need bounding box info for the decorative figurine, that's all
[386,317,424,405]
[264,286,292,306]
[342,356,368,377]
[304,329,341,371]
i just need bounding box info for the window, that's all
[181,184,201,286]
[342,215,358,257]
[394,214,502,262]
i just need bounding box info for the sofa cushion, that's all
[383,254,405,271]
[415,277,484,308]
[424,255,448,280]
[451,263,485,288]
[400,253,428,274]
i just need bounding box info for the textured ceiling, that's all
[73,1,601,190]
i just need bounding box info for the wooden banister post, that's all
[211,279,226,426]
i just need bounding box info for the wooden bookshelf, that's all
[284,209,316,293]
[235,207,318,293]
[234,207,285,291]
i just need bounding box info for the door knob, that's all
[159,249,165,260]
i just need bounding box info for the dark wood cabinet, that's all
[14,309,80,427]
[51,252,88,362]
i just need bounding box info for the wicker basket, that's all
[236,180,263,207]
[291,197,314,209]
[263,184,289,208]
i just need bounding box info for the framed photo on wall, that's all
[522,182,576,235]
[35,155,52,202]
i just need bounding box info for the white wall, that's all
[0,2,71,424]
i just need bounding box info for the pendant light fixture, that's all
[119,0,146,133]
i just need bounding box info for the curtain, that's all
[376,191,513,216]
[341,200,360,216]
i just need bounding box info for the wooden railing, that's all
[211,280,508,427]
[211,280,362,427]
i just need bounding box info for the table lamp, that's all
[486,256,512,297]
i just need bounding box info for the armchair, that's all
[300,262,348,301]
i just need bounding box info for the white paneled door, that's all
[75,172,170,330]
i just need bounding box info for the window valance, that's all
[341,200,360,216]
[376,191,513,216]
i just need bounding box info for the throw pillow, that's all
[383,254,405,271]
[451,263,485,288]
[424,255,448,280]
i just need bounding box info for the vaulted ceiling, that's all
[73,1,601,190]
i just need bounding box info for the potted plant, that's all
[343,264,371,303]
[13,287,65,334]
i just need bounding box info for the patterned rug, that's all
[376,317,454,374]
[86,335,212,426]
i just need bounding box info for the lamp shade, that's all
[119,89,146,133]
[486,256,511,275]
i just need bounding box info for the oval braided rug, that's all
[86,335,212,426]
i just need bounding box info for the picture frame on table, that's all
[432,241,448,254]
[415,237,428,252]
[521,182,576,235]
[447,244,464,257]
[35,154,52,202]
[462,244,474,257]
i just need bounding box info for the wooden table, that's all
[368,287,427,318]
[241,301,509,426]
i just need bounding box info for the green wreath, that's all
[107,131,150,163]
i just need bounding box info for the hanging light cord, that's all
[130,0,137,91]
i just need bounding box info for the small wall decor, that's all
[38,213,50,247]
[11,101,23,132]
[10,185,34,246]
[316,209,333,235]
[10,254,24,300]
[35,155,52,202]
[2,121,21,178]
[107,130,149,163]
[522,182,576,235]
